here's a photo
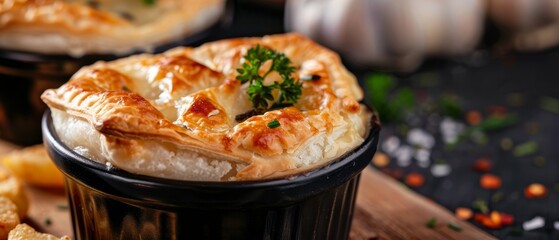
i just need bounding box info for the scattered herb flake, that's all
[434,159,446,165]
[366,73,416,122]
[508,227,524,236]
[267,119,281,128]
[121,86,131,92]
[479,114,518,131]
[45,217,52,226]
[513,141,538,157]
[448,222,463,232]
[439,94,464,119]
[426,217,437,228]
[415,72,439,87]
[57,204,69,211]
[492,192,504,203]
[142,0,156,5]
[472,199,489,214]
[539,96,559,114]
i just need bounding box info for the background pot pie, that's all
[0,0,225,56]
[41,33,372,181]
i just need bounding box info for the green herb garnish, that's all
[57,204,69,211]
[540,96,559,114]
[425,217,437,228]
[492,191,504,203]
[472,199,489,214]
[447,222,463,232]
[142,0,156,5]
[513,141,538,157]
[45,217,52,226]
[236,45,302,111]
[267,119,281,128]
[447,113,518,149]
[508,227,524,236]
[366,73,415,122]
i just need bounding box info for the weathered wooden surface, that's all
[351,167,496,240]
[0,140,495,239]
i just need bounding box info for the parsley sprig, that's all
[236,45,302,111]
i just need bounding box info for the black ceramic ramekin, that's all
[42,110,379,240]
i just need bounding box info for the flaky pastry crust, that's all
[0,0,224,56]
[42,33,372,181]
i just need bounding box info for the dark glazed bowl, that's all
[42,109,380,240]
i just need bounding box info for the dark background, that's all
[218,1,559,239]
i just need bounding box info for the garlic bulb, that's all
[285,0,486,71]
[489,0,559,51]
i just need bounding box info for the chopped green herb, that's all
[415,72,439,87]
[507,227,524,236]
[267,119,280,128]
[439,94,464,119]
[236,45,302,111]
[426,217,437,228]
[434,159,447,165]
[300,75,321,81]
[539,96,559,114]
[447,113,518,149]
[472,199,489,214]
[513,141,538,157]
[142,0,156,5]
[45,217,52,226]
[57,204,69,211]
[492,192,504,203]
[121,86,131,92]
[470,129,489,145]
[479,114,518,131]
[447,222,463,232]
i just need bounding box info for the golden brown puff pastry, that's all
[41,33,372,181]
[0,0,225,56]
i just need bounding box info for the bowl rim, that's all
[43,108,380,207]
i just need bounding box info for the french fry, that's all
[0,196,20,240]
[0,166,27,219]
[1,145,64,189]
[8,224,70,240]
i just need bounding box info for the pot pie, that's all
[41,33,372,181]
[0,0,225,56]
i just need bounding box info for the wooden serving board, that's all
[0,141,495,240]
